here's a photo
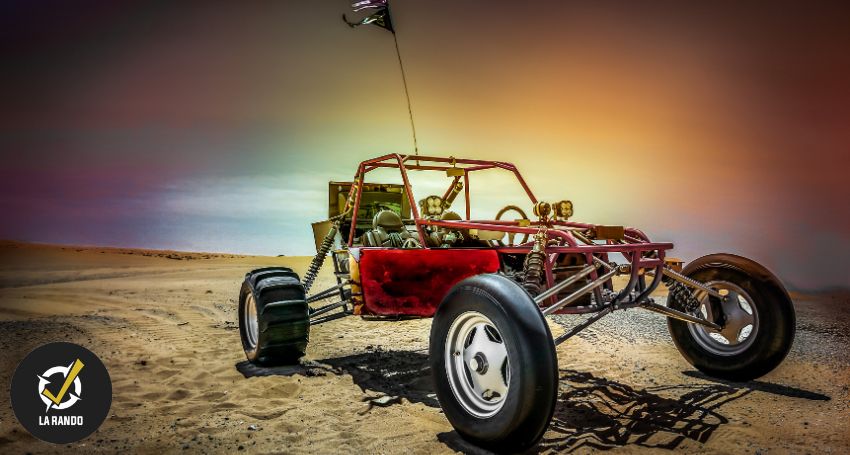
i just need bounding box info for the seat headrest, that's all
[440,211,462,221]
[373,210,404,230]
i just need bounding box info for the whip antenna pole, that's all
[389,10,418,155]
[344,0,418,155]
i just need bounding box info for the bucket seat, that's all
[362,210,420,248]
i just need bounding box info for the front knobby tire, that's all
[239,267,310,365]
[430,274,558,453]
[667,254,795,381]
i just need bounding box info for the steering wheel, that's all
[495,205,530,246]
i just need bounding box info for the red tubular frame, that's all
[343,154,674,310]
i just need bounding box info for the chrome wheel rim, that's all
[688,281,758,356]
[444,311,510,418]
[244,292,259,351]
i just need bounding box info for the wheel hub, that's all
[688,281,758,355]
[718,292,755,344]
[469,353,489,374]
[445,311,511,418]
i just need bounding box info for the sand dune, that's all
[1,241,848,453]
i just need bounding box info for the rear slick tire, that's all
[430,274,558,453]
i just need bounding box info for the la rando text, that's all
[39,415,83,426]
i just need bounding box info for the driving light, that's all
[554,200,573,220]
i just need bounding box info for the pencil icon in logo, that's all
[37,358,84,413]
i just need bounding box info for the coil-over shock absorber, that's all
[521,231,547,296]
[663,275,702,313]
[302,221,338,293]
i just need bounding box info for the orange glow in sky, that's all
[0,2,848,289]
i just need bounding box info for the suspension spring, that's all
[302,222,338,293]
[521,232,547,295]
[663,276,702,313]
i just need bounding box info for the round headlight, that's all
[533,201,552,218]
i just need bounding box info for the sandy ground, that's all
[0,241,848,454]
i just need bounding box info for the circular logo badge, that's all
[10,342,112,444]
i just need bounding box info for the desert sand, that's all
[1,240,848,454]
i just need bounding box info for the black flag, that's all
[342,0,394,33]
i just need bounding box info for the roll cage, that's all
[342,154,676,313]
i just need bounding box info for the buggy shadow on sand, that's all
[236,154,796,452]
[236,347,826,453]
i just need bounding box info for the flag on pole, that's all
[343,0,394,33]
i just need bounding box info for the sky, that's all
[1,1,848,290]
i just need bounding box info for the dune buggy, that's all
[237,154,795,451]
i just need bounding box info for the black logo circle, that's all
[10,342,112,444]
